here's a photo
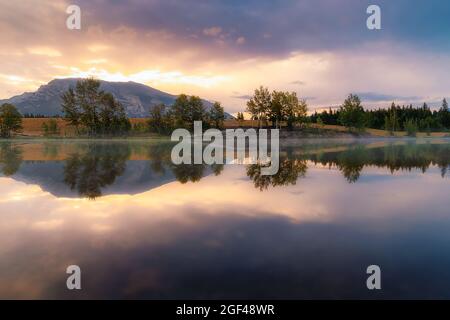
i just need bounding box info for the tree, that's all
[41,119,60,136]
[338,94,366,131]
[283,92,307,130]
[246,88,307,130]
[61,78,130,135]
[442,98,448,111]
[246,86,271,128]
[76,78,102,134]
[236,112,245,127]
[0,103,23,138]
[404,119,418,137]
[269,91,285,128]
[439,98,450,129]
[186,96,206,128]
[61,87,80,132]
[171,94,190,128]
[98,92,130,134]
[384,104,400,134]
[317,116,324,127]
[172,94,206,130]
[209,102,225,129]
[148,103,172,134]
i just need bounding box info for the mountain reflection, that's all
[0,140,450,198]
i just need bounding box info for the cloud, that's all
[70,0,450,58]
[203,27,222,37]
[236,37,246,45]
[231,94,252,100]
[63,68,229,88]
[2,0,450,114]
[355,92,423,103]
[27,47,62,57]
[291,80,306,86]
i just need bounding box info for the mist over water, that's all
[1,139,450,299]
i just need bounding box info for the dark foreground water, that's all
[1,139,450,299]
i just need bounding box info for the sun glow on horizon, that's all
[58,68,230,88]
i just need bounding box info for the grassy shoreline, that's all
[7,118,450,139]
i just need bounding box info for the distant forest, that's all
[22,113,61,118]
[310,98,450,133]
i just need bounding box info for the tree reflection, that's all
[247,158,307,190]
[0,142,23,176]
[42,142,61,159]
[146,142,224,183]
[146,142,173,176]
[171,164,206,183]
[54,141,450,198]
[63,144,131,199]
[309,142,450,183]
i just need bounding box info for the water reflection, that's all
[63,144,131,199]
[307,142,450,183]
[1,140,450,197]
[247,159,307,190]
[1,139,450,299]
[0,142,23,176]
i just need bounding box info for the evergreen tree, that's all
[439,98,450,129]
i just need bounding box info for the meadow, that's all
[17,118,450,138]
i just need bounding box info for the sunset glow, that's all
[2,0,450,113]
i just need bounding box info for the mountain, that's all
[0,78,233,118]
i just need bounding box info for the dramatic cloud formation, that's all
[1,0,450,112]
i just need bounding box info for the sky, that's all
[1,0,450,114]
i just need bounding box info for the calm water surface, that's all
[1,139,450,299]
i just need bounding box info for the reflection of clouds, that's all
[1,164,450,298]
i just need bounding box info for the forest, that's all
[310,96,450,134]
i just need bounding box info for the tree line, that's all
[310,94,450,135]
[3,80,450,138]
[63,79,225,136]
[147,94,225,134]
[0,78,226,138]
[244,86,308,129]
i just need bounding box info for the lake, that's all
[1,138,450,299]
